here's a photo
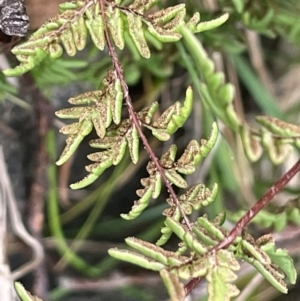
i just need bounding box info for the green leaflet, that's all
[197,216,225,241]
[56,119,93,166]
[85,3,105,50]
[147,87,193,140]
[206,250,240,301]
[112,78,123,124]
[261,128,291,164]
[108,248,165,271]
[126,125,139,164]
[165,217,208,255]
[167,86,193,135]
[60,27,77,56]
[242,255,288,294]
[160,269,185,301]
[240,126,263,162]
[121,186,153,220]
[126,14,150,58]
[120,160,163,220]
[194,13,229,33]
[240,239,271,265]
[107,4,125,49]
[257,116,300,142]
[262,243,297,285]
[15,282,40,301]
[193,226,218,247]
[72,133,128,189]
[186,12,229,33]
[165,170,188,188]
[156,209,180,246]
[70,156,114,189]
[4,48,48,77]
[125,237,186,266]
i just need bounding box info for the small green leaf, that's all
[15,282,42,301]
[125,237,184,266]
[195,13,229,33]
[126,125,139,164]
[164,170,187,188]
[149,4,186,24]
[121,186,153,220]
[240,126,263,162]
[183,229,208,255]
[107,6,124,49]
[160,269,185,301]
[71,15,87,51]
[165,217,186,242]
[126,14,150,58]
[243,255,287,294]
[85,11,105,50]
[206,250,240,301]
[60,29,77,56]
[56,119,93,166]
[256,116,300,138]
[151,172,162,199]
[197,216,225,241]
[112,78,124,124]
[108,248,165,271]
[148,25,182,42]
[262,243,297,285]
[167,86,193,135]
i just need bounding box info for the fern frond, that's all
[180,26,240,132]
[156,123,219,246]
[143,87,194,141]
[55,70,123,166]
[4,1,229,76]
[157,183,218,246]
[70,118,137,189]
[122,122,218,220]
[241,117,300,163]
[109,210,296,300]
[180,26,300,164]
[63,86,193,189]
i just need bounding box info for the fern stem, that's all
[98,0,192,230]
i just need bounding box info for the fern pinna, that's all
[4,0,299,301]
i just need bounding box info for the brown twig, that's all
[24,74,54,300]
[98,0,192,230]
[185,158,300,295]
